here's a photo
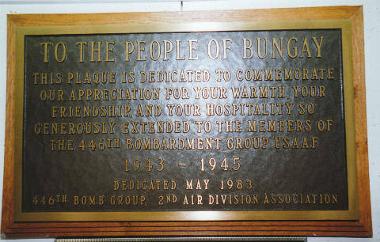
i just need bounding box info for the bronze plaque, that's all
[2,8,371,238]
[22,30,350,215]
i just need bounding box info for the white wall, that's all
[0,0,378,241]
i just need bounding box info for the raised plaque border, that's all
[2,6,372,238]
[14,12,358,224]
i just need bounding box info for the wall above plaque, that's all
[1,6,372,238]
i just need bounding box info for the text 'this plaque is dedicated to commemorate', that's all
[1,6,372,238]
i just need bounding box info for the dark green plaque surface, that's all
[22,30,347,213]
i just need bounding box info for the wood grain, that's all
[1,6,372,238]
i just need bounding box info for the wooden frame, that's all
[2,6,372,238]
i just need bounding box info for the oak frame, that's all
[2,6,372,238]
